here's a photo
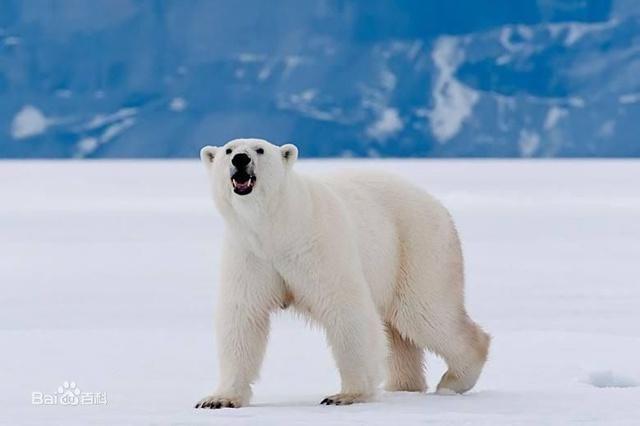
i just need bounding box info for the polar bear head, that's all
[200,138,298,204]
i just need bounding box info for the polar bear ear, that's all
[280,144,298,167]
[200,146,217,166]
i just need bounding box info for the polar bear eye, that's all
[225,148,232,155]
[256,148,264,155]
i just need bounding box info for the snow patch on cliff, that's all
[428,37,479,143]
[548,19,618,46]
[519,129,540,157]
[366,108,403,140]
[169,97,187,112]
[544,107,568,130]
[11,106,49,140]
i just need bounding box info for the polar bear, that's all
[195,138,489,409]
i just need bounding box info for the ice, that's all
[1,160,639,424]
[586,371,638,389]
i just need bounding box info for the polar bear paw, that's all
[195,395,243,409]
[320,393,368,406]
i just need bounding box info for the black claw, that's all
[320,398,328,405]
[335,400,342,405]
[228,402,235,408]
[195,403,200,409]
[214,402,222,409]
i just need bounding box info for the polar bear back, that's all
[309,170,461,310]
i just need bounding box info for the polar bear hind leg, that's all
[389,289,490,395]
[431,314,490,394]
[387,221,490,395]
[384,323,427,392]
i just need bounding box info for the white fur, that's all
[195,138,490,409]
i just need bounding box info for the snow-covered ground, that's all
[1,160,639,425]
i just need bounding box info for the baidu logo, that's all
[32,381,107,406]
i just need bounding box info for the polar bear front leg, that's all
[318,292,385,406]
[196,244,283,409]
[195,303,270,409]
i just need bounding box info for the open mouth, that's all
[231,172,256,195]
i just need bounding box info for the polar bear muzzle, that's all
[230,153,256,195]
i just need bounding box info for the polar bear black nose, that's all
[232,153,251,169]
